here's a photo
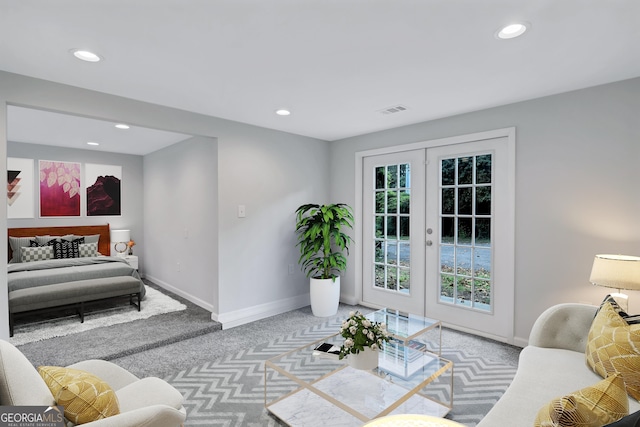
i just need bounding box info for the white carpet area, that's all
[9,285,186,346]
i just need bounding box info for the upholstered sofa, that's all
[0,339,186,426]
[477,303,640,426]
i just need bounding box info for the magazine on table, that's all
[313,342,341,359]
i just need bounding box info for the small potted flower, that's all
[338,311,390,370]
[127,239,136,255]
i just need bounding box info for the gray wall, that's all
[7,141,144,257]
[143,136,218,312]
[0,70,329,338]
[331,77,640,345]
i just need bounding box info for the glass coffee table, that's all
[264,328,453,426]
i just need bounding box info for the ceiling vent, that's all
[379,105,408,115]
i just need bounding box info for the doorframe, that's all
[354,127,516,343]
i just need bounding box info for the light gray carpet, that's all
[18,283,521,426]
[17,280,221,367]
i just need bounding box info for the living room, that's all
[1,2,640,425]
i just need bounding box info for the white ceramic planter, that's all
[347,346,379,370]
[310,276,340,317]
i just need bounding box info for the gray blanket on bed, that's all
[7,256,145,298]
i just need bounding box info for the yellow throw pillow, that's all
[38,366,119,425]
[534,373,629,427]
[586,299,640,400]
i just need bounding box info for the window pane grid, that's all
[439,154,492,311]
[373,163,411,293]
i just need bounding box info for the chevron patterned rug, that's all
[166,319,519,426]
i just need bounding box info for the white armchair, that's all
[0,339,186,427]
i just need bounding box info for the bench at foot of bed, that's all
[9,276,142,337]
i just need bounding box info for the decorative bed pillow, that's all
[586,297,640,400]
[52,239,81,259]
[78,242,98,258]
[77,234,100,245]
[534,373,628,427]
[20,245,54,262]
[38,366,120,425]
[9,236,34,263]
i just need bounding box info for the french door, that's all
[362,150,425,314]
[361,134,514,341]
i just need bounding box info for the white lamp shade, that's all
[110,229,131,243]
[590,254,640,291]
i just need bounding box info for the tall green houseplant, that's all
[295,203,354,280]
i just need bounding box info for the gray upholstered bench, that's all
[9,276,142,336]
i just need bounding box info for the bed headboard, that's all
[8,224,111,261]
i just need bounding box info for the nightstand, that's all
[123,255,138,270]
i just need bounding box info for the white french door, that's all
[424,137,513,339]
[360,132,514,342]
[362,150,425,314]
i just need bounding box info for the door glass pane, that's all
[387,165,398,188]
[399,268,410,292]
[375,265,385,288]
[375,216,384,238]
[476,155,491,184]
[399,217,410,239]
[375,192,385,214]
[387,191,397,214]
[375,241,384,263]
[439,154,493,311]
[441,218,454,243]
[387,241,398,265]
[399,164,410,187]
[456,247,472,275]
[458,187,472,215]
[372,162,412,294]
[387,216,397,239]
[457,157,473,184]
[399,190,410,214]
[376,166,386,189]
[441,159,455,185]
[475,187,491,215]
[457,218,472,245]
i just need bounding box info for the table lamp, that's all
[590,254,640,312]
[110,229,131,258]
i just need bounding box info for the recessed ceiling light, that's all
[275,109,291,116]
[71,49,102,62]
[496,23,529,40]
[115,123,130,129]
[87,141,100,146]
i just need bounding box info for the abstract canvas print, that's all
[7,157,34,218]
[39,160,81,217]
[85,163,122,216]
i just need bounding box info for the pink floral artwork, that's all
[39,160,81,216]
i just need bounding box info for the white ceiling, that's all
[1,0,640,149]
[7,106,192,155]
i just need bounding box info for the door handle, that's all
[426,240,433,246]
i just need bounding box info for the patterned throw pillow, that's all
[52,240,81,259]
[9,236,34,263]
[78,242,98,258]
[20,245,54,262]
[586,298,640,400]
[38,366,120,425]
[534,373,628,427]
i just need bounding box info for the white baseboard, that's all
[213,293,311,329]
[339,294,359,306]
[144,275,214,313]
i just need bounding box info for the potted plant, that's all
[295,203,354,317]
[338,311,390,369]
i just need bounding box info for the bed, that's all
[7,224,145,336]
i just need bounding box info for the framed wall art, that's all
[7,157,35,218]
[39,160,81,217]
[85,163,122,216]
